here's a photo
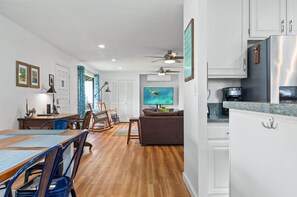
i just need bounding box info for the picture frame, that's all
[16,61,30,87]
[49,74,54,86]
[29,65,40,88]
[184,18,194,82]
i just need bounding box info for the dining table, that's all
[0,129,84,184]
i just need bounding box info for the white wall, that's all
[207,79,241,103]
[183,0,208,196]
[139,74,180,113]
[0,14,82,129]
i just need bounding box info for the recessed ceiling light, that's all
[98,44,105,49]
[118,67,122,70]
[111,59,116,62]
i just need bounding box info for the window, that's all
[85,75,94,109]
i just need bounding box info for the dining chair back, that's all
[40,119,73,130]
[16,131,88,197]
[4,145,62,197]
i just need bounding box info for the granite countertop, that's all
[207,114,229,123]
[223,101,297,117]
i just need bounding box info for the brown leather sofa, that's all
[139,111,184,145]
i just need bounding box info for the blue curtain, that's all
[77,66,85,118]
[94,74,100,111]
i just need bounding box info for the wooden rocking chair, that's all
[92,110,112,131]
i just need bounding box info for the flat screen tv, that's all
[143,87,174,105]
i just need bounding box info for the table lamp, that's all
[46,85,59,114]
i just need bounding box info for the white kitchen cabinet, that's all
[287,0,297,34]
[207,0,247,78]
[250,0,297,38]
[230,109,297,197]
[207,123,229,197]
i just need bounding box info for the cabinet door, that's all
[208,141,229,196]
[230,110,297,197]
[250,0,286,37]
[207,0,247,78]
[287,0,297,34]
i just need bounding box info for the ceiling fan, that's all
[157,67,180,75]
[146,50,183,64]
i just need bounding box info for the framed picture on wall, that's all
[184,18,194,82]
[16,61,30,87]
[29,65,40,88]
[49,74,54,86]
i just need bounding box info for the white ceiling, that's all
[0,0,184,72]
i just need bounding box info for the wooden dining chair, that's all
[73,110,93,150]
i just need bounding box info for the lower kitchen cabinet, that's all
[229,109,297,197]
[208,123,229,197]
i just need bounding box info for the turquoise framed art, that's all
[184,18,194,82]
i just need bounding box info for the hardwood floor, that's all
[75,123,190,197]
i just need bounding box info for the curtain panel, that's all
[77,65,85,118]
[94,74,100,111]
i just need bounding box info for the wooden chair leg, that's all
[85,142,93,150]
[127,122,132,144]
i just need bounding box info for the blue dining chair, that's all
[40,119,74,130]
[4,145,62,197]
[24,119,75,183]
[16,131,88,197]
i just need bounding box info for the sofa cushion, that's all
[143,109,178,116]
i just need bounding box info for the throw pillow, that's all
[143,109,178,116]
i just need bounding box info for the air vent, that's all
[147,75,172,82]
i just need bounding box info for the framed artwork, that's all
[16,61,30,87]
[49,74,54,86]
[29,65,40,88]
[184,18,194,82]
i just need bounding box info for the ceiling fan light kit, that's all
[164,59,175,64]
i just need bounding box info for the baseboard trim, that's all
[183,172,197,197]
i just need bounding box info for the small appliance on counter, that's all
[222,87,243,115]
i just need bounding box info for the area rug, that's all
[113,128,138,136]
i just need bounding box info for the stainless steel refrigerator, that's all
[242,35,297,104]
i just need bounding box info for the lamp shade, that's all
[46,86,56,94]
[105,87,111,93]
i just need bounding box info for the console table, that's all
[17,113,80,129]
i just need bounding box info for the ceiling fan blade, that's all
[175,59,183,63]
[151,59,164,63]
[166,70,180,73]
[144,56,164,58]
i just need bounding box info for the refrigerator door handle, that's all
[243,58,247,72]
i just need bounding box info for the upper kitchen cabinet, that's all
[250,0,297,38]
[208,0,247,78]
[287,0,297,34]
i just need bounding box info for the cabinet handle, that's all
[226,131,230,135]
[289,20,293,32]
[261,117,278,129]
[281,20,285,32]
